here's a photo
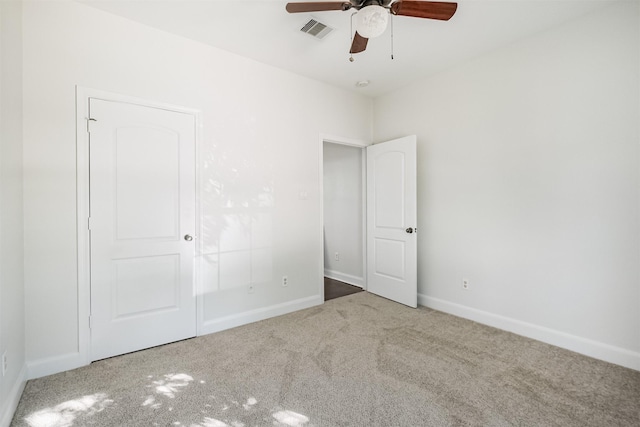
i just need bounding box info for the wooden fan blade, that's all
[350,32,369,54]
[286,2,352,13]
[390,1,457,20]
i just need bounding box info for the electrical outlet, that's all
[462,279,470,290]
[2,351,7,376]
[248,284,255,294]
[282,276,288,287]
[334,252,340,261]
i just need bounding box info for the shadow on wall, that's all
[200,141,275,298]
[23,372,310,427]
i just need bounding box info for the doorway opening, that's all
[321,139,367,301]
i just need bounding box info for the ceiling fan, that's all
[285,1,458,55]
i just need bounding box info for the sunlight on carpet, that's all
[24,371,311,427]
[24,393,113,427]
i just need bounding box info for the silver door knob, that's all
[184,234,193,241]
[405,227,414,234]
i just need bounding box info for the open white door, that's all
[89,98,197,361]
[366,136,417,308]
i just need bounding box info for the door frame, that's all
[318,134,371,301]
[76,86,202,365]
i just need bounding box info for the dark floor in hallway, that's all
[324,277,363,301]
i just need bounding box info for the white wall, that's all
[0,1,26,425]
[323,142,364,286]
[374,1,640,370]
[22,1,372,377]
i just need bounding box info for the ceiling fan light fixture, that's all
[355,5,388,38]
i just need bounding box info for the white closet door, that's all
[89,98,196,361]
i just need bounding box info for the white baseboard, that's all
[419,294,640,371]
[324,270,363,288]
[200,295,323,336]
[26,351,86,380]
[0,363,27,427]
[26,296,324,380]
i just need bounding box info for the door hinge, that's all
[87,117,97,133]
[87,217,92,230]
[89,315,92,329]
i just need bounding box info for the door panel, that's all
[114,126,180,240]
[374,151,405,228]
[366,136,417,308]
[374,238,406,280]
[113,254,180,318]
[89,98,196,361]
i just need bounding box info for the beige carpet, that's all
[11,292,640,426]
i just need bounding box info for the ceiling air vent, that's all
[300,19,334,40]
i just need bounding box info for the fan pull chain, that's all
[390,11,394,60]
[349,12,356,62]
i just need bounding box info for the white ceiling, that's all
[79,0,615,97]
